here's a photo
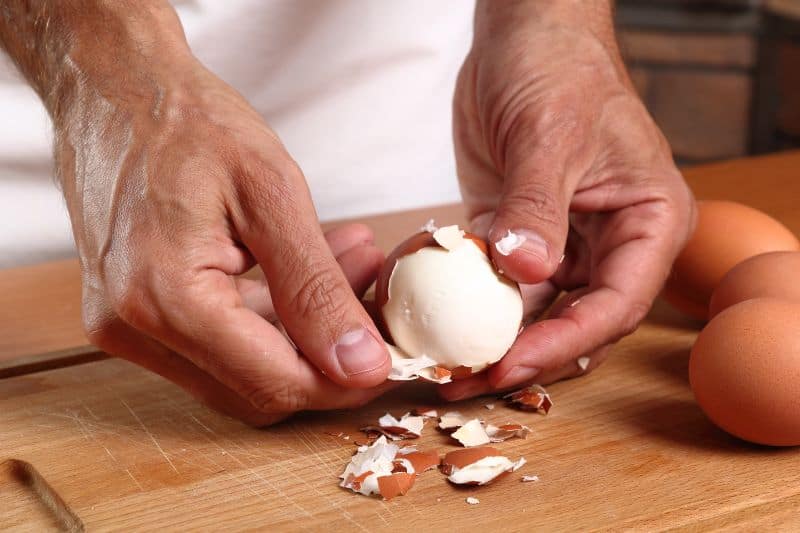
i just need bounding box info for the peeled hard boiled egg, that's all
[690,298,800,446]
[376,225,523,379]
[663,200,799,321]
[709,251,800,318]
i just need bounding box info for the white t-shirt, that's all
[0,0,474,268]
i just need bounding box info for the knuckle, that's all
[287,261,348,323]
[619,300,650,337]
[503,183,565,229]
[247,382,310,413]
[83,309,116,350]
[235,154,303,232]
[108,282,152,331]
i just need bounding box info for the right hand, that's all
[57,57,393,426]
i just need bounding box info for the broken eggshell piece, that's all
[440,447,526,486]
[451,419,491,447]
[340,436,439,500]
[340,436,399,496]
[504,384,553,414]
[378,225,523,380]
[361,412,426,440]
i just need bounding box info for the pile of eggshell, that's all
[663,200,800,446]
[340,387,552,501]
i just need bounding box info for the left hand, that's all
[442,1,696,400]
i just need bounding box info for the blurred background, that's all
[616,0,800,164]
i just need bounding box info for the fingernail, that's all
[496,365,541,388]
[493,229,549,262]
[335,328,387,377]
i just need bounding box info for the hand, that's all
[443,1,695,400]
[56,54,392,425]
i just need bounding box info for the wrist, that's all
[473,0,629,87]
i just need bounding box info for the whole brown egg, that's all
[709,251,800,318]
[663,200,799,321]
[689,298,800,446]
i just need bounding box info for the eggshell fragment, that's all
[663,200,800,320]
[465,497,480,505]
[441,447,502,471]
[484,423,531,443]
[362,412,426,440]
[690,298,800,446]
[395,450,440,474]
[385,344,453,384]
[451,419,492,447]
[504,384,553,414]
[340,436,399,496]
[377,472,416,501]
[441,448,526,486]
[438,412,469,431]
[709,251,800,318]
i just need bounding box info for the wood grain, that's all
[2,152,800,530]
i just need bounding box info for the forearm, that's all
[473,0,629,85]
[0,1,191,125]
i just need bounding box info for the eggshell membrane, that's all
[663,200,800,321]
[689,298,800,446]
[709,251,800,318]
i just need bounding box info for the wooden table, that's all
[2,152,800,531]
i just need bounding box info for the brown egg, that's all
[689,298,800,446]
[663,200,799,321]
[709,251,800,318]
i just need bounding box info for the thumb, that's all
[486,166,571,285]
[234,156,391,388]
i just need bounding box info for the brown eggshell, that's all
[397,450,440,474]
[709,251,800,318]
[377,472,416,500]
[374,230,489,344]
[440,447,501,473]
[662,200,800,321]
[689,298,800,446]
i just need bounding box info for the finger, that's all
[533,343,613,384]
[127,266,394,413]
[335,244,385,299]
[485,138,578,284]
[87,316,282,426]
[232,158,390,387]
[519,281,560,322]
[488,202,675,389]
[324,223,375,254]
[438,343,614,402]
[234,240,384,320]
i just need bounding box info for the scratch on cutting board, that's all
[124,468,145,492]
[187,424,313,521]
[300,424,406,524]
[186,414,265,461]
[198,447,314,529]
[119,399,179,474]
[79,399,101,421]
[290,424,384,530]
[67,409,119,464]
[271,440,375,531]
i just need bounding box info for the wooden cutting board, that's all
[2,151,800,531]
